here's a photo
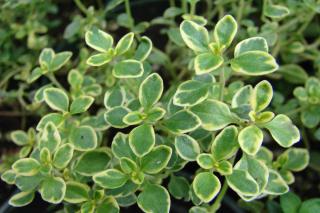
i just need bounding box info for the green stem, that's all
[277,18,300,33]
[169,0,175,7]
[297,12,315,34]
[74,0,89,16]
[124,0,134,29]
[181,0,187,14]
[208,155,237,212]
[301,127,310,149]
[208,180,229,212]
[219,67,225,101]
[47,74,65,90]
[271,39,281,57]
[284,106,306,116]
[190,1,196,17]
[236,0,245,23]
[0,70,20,88]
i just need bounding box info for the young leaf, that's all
[123,111,144,125]
[193,172,221,203]
[173,80,210,107]
[111,133,136,160]
[85,28,113,52]
[197,153,215,169]
[50,51,72,71]
[40,148,51,165]
[278,64,308,85]
[53,144,74,169]
[140,145,172,174]
[251,80,273,112]
[68,69,83,89]
[298,198,320,213]
[70,96,94,114]
[280,192,301,213]
[168,175,190,200]
[28,67,44,83]
[39,48,54,69]
[105,106,130,128]
[40,176,66,204]
[162,110,201,134]
[104,86,126,109]
[238,125,263,155]
[134,36,153,61]
[1,170,16,184]
[44,88,69,112]
[69,126,97,151]
[280,148,309,172]
[120,157,137,174]
[146,107,166,122]
[235,155,269,193]
[9,191,34,207]
[139,73,163,109]
[36,113,64,131]
[96,197,120,213]
[191,100,234,131]
[194,52,223,75]
[264,4,290,19]
[231,85,253,108]
[264,169,288,195]
[226,169,259,196]
[93,169,128,189]
[180,20,209,52]
[175,134,200,161]
[129,124,155,157]
[213,15,237,49]
[137,184,170,213]
[115,32,134,55]
[40,122,61,153]
[234,37,269,57]
[11,130,29,146]
[81,201,95,213]
[231,51,278,76]
[64,181,90,204]
[264,114,300,147]
[216,160,233,176]
[75,150,111,176]
[15,174,43,192]
[12,158,40,176]
[86,52,113,66]
[113,59,144,78]
[211,125,239,161]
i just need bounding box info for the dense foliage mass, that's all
[0,0,320,212]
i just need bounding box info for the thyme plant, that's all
[0,0,319,212]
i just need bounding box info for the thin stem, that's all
[277,18,300,33]
[181,0,187,14]
[208,155,237,212]
[74,0,89,16]
[47,74,64,90]
[190,1,196,17]
[208,180,229,212]
[271,39,281,57]
[301,127,310,149]
[124,0,134,29]
[297,12,315,34]
[0,70,20,88]
[219,67,225,101]
[236,0,245,23]
[169,0,175,7]
[284,106,306,116]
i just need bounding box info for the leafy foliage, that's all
[0,0,319,212]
